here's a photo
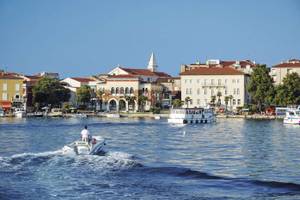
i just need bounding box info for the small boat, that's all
[154,115,161,120]
[14,108,26,118]
[47,108,63,117]
[0,108,4,117]
[168,108,215,124]
[283,108,300,125]
[106,113,120,118]
[63,136,106,155]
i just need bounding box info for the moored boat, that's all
[283,108,300,125]
[168,108,215,124]
[14,108,26,118]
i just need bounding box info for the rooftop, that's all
[180,67,245,76]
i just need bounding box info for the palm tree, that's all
[217,91,222,107]
[96,89,104,110]
[172,99,183,108]
[224,96,230,112]
[185,96,191,108]
[138,95,148,112]
[210,95,216,106]
[126,96,136,111]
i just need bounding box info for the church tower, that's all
[147,52,158,72]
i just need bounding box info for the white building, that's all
[61,77,95,106]
[271,59,300,85]
[180,67,250,110]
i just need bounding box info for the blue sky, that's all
[0,0,299,77]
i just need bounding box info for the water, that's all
[0,117,300,199]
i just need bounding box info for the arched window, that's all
[111,87,115,94]
[116,87,119,94]
[125,87,129,94]
[120,87,124,94]
[130,87,134,94]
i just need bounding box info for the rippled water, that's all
[0,117,300,199]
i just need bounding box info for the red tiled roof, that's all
[108,74,139,79]
[120,67,171,77]
[71,77,94,82]
[180,67,245,75]
[273,62,300,68]
[0,74,23,79]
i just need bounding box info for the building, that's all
[271,59,300,85]
[156,77,181,108]
[37,72,59,79]
[181,59,256,75]
[0,73,24,111]
[61,77,96,106]
[180,67,251,110]
[20,75,42,111]
[101,53,172,112]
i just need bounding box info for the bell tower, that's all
[147,52,158,72]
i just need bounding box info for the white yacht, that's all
[283,108,300,125]
[14,108,26,118]
[47,108,63,117]
[168,108,215,124]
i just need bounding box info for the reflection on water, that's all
[0,117,300,199]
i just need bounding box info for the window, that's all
[185,80,187,83]
[204,88,207,95]
[15,84,20,91]
[232,79,236,83]
[189,88,192,95]
[197,79,199,84]
[3,83,7,91]
[130,87,134,94]
[2,93,7,101]
[225,79,227,84]
[111,87,115,94]
[233,99,236,105]
[197,88,200,95]
[125,87,129,94]
[211,79,214,85]
[116,87,119,94]
[186,88,189,95]
[197,99,200,105]
[237,79,240,83]
[15,94,20,99]
[204,79,207,86]
[225,90,227,95]
[120,87,124,94]
[190,99,193,105]
[218,79,221,86]
[190,79,192,84]
[237,99,241,105]
[211,88,214,96]
[233,88,236,95]
[237,88,240,95]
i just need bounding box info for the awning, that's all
[0,101,12,111]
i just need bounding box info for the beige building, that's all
[181,59,256,75]
[271,59,300,85]
[180,67,250,110]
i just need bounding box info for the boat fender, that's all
[92,138,97,144]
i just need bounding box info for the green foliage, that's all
[172,99,183,108]
[150,107,161,114]
[76,85,92,105]
[184,96,191,108]
[274,72,300,106]
[33,77,70,107]
[247,64,274,111]
[138,95,148,111]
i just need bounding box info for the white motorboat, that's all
[106,113,120,118]
[0,108,4,117]
[14,108,26,118]
[63,136,106,155]
[46,108,63,117]
[154,115,161,120]
[283,108,300,125]
[168,108,215,124]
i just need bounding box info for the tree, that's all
[33,77,70,108]
[138,95,148,112]
[217,92,222,106]
[275,72,300,106]
[247,64,274,111]
[172,99,183,108]
[224,96,230,111]
[77,85,92,106]
[185,96,191,108]
[96,89,105,110]
[210,95,216,106]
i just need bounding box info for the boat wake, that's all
[0,148,142,175]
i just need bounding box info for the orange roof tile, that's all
[71,77,94,82]
[180,67,245,76]
[120,67,171,77]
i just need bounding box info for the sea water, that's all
[0,117,300,199]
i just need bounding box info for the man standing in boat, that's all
[81,125,91,143]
